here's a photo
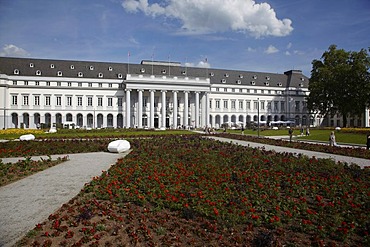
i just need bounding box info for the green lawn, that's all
[219,128,369,146]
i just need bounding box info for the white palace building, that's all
[0,56,316,130]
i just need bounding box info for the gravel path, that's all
[208,136,370,168]
[0,151,130,247]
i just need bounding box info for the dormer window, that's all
[89,66,94,71]
[118,73,123,79]
[239,74,243,79]
[265,82,269,86]
[210,72,214,77]
[30,63,34,68]
[277,82,282,87]
[36,70,41,76]
[251,81,256,85]
[225,73,229,77]
[70,65,75,70]
[266,76,270,80]
[140,68,145,73]
[299,83,304,87]
[108,66,113,71]
[98,73,103,78]
[252,75,257,79]
[221,79,226,83]
[13,69,19,75]
[78,72,83,77]
[50,64,55,69]
[161,69,166,74]
[236,80,242,84]
[181,71,186,75]
[301,77,305,81]
[57,71,63,76]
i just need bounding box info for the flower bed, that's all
[18,136,370,246]
[0,156,69,187]
[212,133,370,159]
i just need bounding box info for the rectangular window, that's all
[24,81,28,85]
[223,100,228,109]
[109,83,112,88]
[295,101,300,112]
[274,101,279,111]
[143,97,148,107]
[261,101,265,110]
[281,101,285,112]
[46,81,50,86]
[117,97,123,107]
[99,83,102,87]
[45,96,51,106]
[88,83,92,87]
[23,95,29,105]
[98,97,102,106]
[215,100,220,109]
[267,102,272,110]
[209,100,212,109]
[254,101,258,110]
[108,97,113,107]
[78,82,82,87]
[35,81,39,86]
[67,96,72,106]
[57,82,61,87]
[77,96,83,106]
[68,82,72,87]
[216,88,219,92]
[12,95,17,105]
[231,100,236,109]
[13,81,17,85]
[239,101,243,109]
[246,101,251,110]
[56,96,62,106]
[34,95,40,106]
[87,97,93,106]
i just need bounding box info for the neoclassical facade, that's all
[0,57,313,130]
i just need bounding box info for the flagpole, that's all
[168,54,171,76]
[151,52,154,75]
[128,51,130,74]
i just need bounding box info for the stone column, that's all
[125,89,131,127]
[161,90,166,129]
[172,91,178,129]
[184,91,189,127]
[150,90,155,128]
[195,92,200,128]
[205,92,210,127]
[138,89,143,128]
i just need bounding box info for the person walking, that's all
[306,127,310,136]
[241,125,245,135]
[329,131,337,146]
[288,128,293,143]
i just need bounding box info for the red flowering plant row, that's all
[18,136,370,246]
[212,133,370,159]
[0,139,112,158]
[0,155,69,187]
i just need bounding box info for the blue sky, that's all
[0,0,369,76]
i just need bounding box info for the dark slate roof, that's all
[0,57,309,88]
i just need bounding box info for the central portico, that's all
[125,74,210,129]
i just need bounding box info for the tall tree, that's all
[307,45,370,127]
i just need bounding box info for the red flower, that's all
[213,207,219,216]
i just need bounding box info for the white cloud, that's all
[247,47,256,52]
[0,44,30,57]
[197,60,210,68]
[264,45,279,54]
[121,0,293,38]
[285,51,291,56]
[287,42,292,49]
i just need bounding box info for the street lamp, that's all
[257,97,260,138]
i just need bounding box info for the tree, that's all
[307,45,370,127]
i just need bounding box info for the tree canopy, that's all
[307,45,370,127]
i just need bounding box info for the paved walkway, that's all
[208,136,370,168]
[0,151,130,247]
